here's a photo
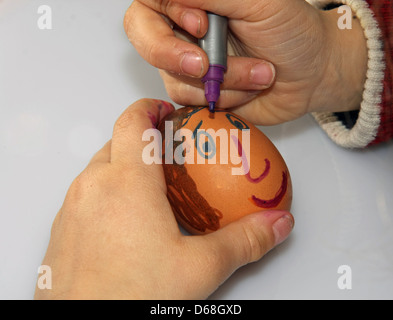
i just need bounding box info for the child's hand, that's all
[125,0,367,125]
[34,99,294,300]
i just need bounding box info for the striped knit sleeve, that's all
[307,0,392,148]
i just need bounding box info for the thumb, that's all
[191,210,294,293]
[212,211,294,267]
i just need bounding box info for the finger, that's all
[207,210,293,266]
[231,85,308,126]
[187,210,294,295]
[161,55,275,90]
[230,97,282,126]
[159,55,275,108]
[225,56,275,91]
[111,99,175,167]
[88,140,112,165]
[127,0,209,38]
[125,1,208,77]
[160,70,263,108]
[139,0,265,20]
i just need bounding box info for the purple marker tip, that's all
[209,101,216,113]
[202,65,226,113]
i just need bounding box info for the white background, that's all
[1,0,393,300]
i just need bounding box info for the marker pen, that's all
[199,13,228,113]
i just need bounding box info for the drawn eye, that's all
[195,131,216,160]
[226,114,250,130]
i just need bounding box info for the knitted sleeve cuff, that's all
[306,0,385,148]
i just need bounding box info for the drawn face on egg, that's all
[158,106,292,235]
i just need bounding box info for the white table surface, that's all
[1,0,393,300]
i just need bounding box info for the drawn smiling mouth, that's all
[231,135,288,208]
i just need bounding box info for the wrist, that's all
[309,7,368,113]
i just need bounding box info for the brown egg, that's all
[158,106,292,235]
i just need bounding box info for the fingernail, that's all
[181,11,202,36]
[250,62,275,87]
[272,214,294,246]
[180,52,203,77]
